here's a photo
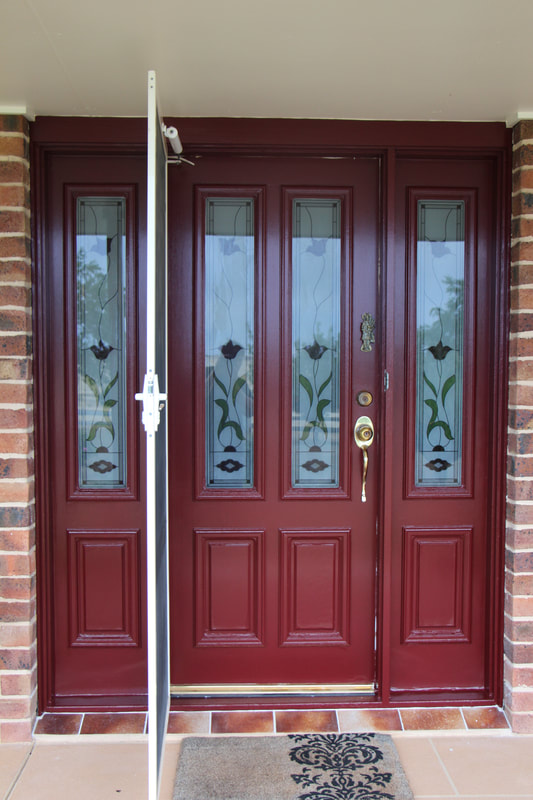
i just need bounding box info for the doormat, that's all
[173,733,414,800]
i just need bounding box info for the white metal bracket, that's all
[162,124,195,167]
[135,371,167,436]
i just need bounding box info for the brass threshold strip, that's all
[171,683,375,697]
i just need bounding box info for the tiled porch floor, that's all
[3,732,533,799]
[33,705,510,735]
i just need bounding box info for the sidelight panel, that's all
[76,197,128,489]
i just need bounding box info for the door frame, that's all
[32,117,510,710]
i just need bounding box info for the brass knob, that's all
[354,416,374,503]
[357,425,373,442]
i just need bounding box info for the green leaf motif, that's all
[318,372,332,398]
[86,421,114,442]
[299,374,314,408]
[427,419,454,441]
[232,375,247,406]
[316,398,331,422]
[215,398,229,438]
[103,372,118,399]
[213,373,228,397]
[103,398,118,423]
[224,420,245,440]
[83,374,99,404]
[423,372,438,398]
[441,374,456,405]
[424,398,438,424]
[300,421,315,441]
[215,398,246,441]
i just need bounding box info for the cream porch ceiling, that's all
[1,0,533,123]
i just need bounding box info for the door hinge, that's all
[383,370,390,392]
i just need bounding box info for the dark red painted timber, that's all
[32,117,509,710]
[168,156,380,687]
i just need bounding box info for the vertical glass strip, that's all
[415,200,465,487]
[205,198,254,488]
[76,197,127,488]
[291,199,341,488]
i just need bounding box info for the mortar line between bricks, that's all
[506,495,533,504]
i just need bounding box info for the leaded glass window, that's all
[291,199,341,488]
[415,200,465,487]
[204,198,255,488]
[76,197,127,488]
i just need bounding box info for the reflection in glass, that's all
[205,198,254,487]
[292,199,341,488]
[416,200,464,487]
[76,197,127,488]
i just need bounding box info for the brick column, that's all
[506,119,533,733]
[0,115,36,742]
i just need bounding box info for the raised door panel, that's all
[280,530,350,646]
[402,527,472,644]
[194,529,264,646]
[68,530,141,647]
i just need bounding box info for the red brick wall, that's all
[505,119,533,732]
[0,115,36,742]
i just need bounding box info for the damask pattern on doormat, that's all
[173,733,414,800]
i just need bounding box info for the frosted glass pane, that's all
[291,199,341,488]
[205,198,254,488]
[415,200,464,487]
[77,197,127,488]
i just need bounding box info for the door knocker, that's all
[360,313,375,352]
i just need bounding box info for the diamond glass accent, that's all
[76,197,127,488]
[291,199,341,488]
[416,200,465,487]
[205,198,255,487]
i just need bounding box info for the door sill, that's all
[170,683,375,697]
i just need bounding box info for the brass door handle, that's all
[354,416,374,503]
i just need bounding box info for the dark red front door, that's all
[168,156,381,691]
[36,120,506,709]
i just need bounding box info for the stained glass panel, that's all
[76,197,127,488]
[205,198,255,488]
[416,200,465,487]
[291,199,341,488]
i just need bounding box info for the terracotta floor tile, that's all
[80,712,146,735]
[462,705,510,729]
[167,711,210,734]
[211,711,274,734]
[337,708,402,732]
[432,735,533,795]
[33,713,83,736]
[400,707,465,731]
[275,710,338,733]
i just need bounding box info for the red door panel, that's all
[42,154,147,706]
[390,156,499,696]
[168,156,381,689]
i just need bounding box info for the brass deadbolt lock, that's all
[356,390,373,407]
